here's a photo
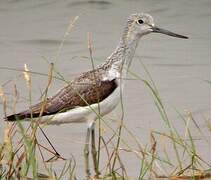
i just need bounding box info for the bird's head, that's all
[125,13,188,40]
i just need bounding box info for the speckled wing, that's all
[6,77,118,121]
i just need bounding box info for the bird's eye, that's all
[137,19,144,24]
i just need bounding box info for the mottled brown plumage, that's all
[6,69,117,121]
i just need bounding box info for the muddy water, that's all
[0,0,211,178]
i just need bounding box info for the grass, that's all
[0,17,211,179]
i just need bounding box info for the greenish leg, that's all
[84,127,91,179]
[91,126,100,178]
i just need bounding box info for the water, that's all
[0,0,211,178]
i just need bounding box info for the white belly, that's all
[37,86,121,127]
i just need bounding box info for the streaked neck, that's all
[104,33,140,77]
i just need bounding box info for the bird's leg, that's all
[91,125,100,177]
[84,127,91,179]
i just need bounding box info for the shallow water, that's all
[0,0,211,178]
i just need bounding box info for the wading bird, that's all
[6,13,188,178]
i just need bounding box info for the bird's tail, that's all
[5,113,24,121]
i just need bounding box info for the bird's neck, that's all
[102,31,141,79]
